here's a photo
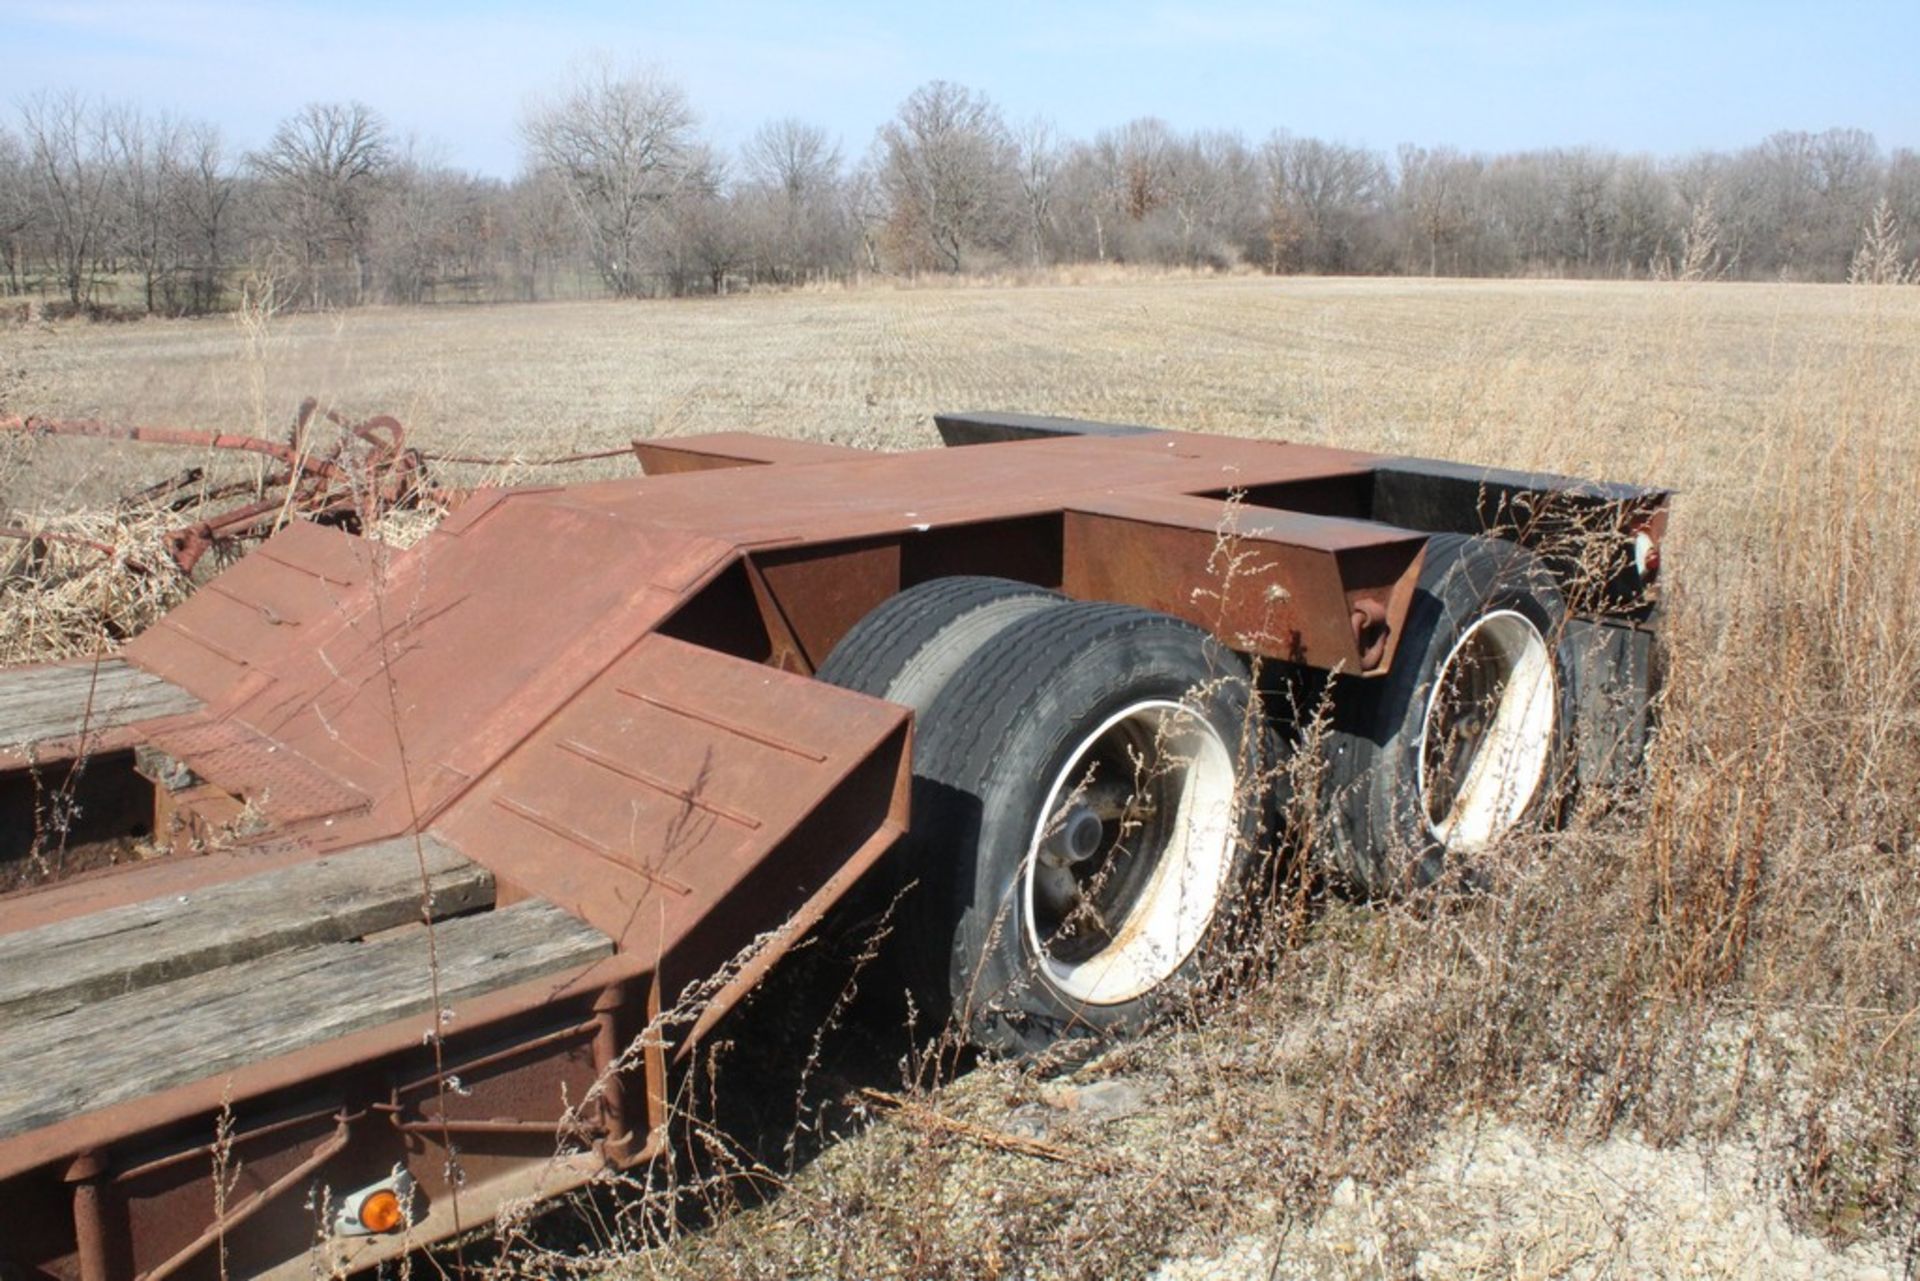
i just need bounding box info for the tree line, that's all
[4,70,1917,314]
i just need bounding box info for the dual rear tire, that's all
[819,540,1573,1052]
[1321,534,1573,896]
[819,579,1268,1055]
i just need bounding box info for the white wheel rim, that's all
[1416,609,1556,852]
[1021,699,1238,1006]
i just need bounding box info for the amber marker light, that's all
[357,1188,406,1234]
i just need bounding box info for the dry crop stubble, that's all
[3,276,1919,1277]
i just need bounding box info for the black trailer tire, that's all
[1323,533,1573,897]
[912,603,1273,1055]
[815,576,1069,993]
[815,575,1067,708]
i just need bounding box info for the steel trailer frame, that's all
[0,412,1667,1279]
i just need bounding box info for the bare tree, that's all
[108,106,191,313]
[1014,118,1061,267]
[173,122,238,313]
[668,171,751,295]
[844,164,886,274]
[373,155,473,304]
[9,84,1913,308]
[19,91,116,306]
[1698,130,1883,280]
[742,117,839,202]
[1608,155,1674,276]
[1548,148,1613,270]
[1480,152,1554,272]
[1886,147,1920,236]
[504,170,584,299]
[1263,133,1389,273]
[251,101,393,306]
[1052,139,1120,262]
[1398,144,1475,276]
[1151,130,1255,268]
[0,124,32,296]
[877,81,1018,272]
[1111,118,1174,223]
[521,65,705,297]
[739,118,845,284]
[1067,118,1194,264]
[1812,128,1881,275]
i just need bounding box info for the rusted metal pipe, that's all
[3,401,453,573]
[392,1118,569,1136]
[592,983,633,1161]
[65,1150,111,1281]
[109,1103,342,1184]
[0,525,127,562]
[2,415,346,479]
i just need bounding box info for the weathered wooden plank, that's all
[0,659,202,750]
[0,898,610,1139]
[0,836,492,1026]
[0,674,180,729]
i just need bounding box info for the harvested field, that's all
[3,276,1912,507]
[3,275,1918,1278]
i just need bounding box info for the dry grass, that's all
[4,276,1919,1278]
[2,276,1910,496]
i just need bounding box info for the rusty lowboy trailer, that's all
[0,412,1667,1278]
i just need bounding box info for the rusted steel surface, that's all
[0,413,1672,1278]
[433,633,912,955]
[562,428,1383,547]
[933,408,1163,444]
[632,430,868,474]
[750,539,904,671]
[141,1119,351,1281]
[1062,490,1426,674]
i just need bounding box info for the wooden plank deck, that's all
[0,896,611,1140]
[0,658,201,753]
[0,835,493,1025]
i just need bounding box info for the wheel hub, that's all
[1417,609,1556,851]
[1022,699,1238,1006]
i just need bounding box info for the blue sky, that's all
[3,1,1915,176]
